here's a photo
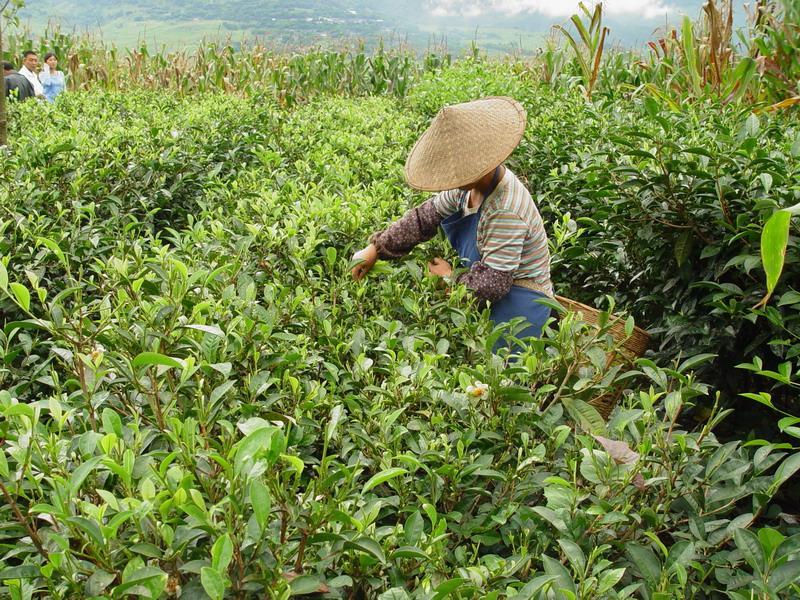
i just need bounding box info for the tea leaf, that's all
[562,398,605,434]
[363,467,407,494]
[325,404,344,444]
[769,560,800,592]
[597,568,626,594]
[9,282,30,312]
[250,479,271,531]
[289,574,328,595]
[200,567,225,600]
[760,209,791,303]
[132,352,184,370]
[542,554,577,596]
[626,543,661,583]
[69,456,105,496]
[432,578,467,599]
[344,537,386,564]
[113,566,168,599]
[733,528,764,574]
[211,534,233,572]
[674,231,693,266]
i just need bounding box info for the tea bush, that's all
[510,93,800,416]
[0,66,799,599]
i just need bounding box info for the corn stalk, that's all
[555,2,609,99]
[641,1,758,104]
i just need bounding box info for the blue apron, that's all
[440,193,550,344]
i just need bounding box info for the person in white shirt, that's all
[18,50,45,99]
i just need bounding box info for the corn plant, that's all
[639,1,759,105]
[748,0,800,101]
[554,2,609,99]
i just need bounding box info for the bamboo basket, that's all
[555,295,650,419]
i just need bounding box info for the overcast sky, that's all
[426,0,676,20]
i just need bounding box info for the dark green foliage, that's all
[512,91,800,415]
[0,61,798,598]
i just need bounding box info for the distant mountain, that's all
[19,1,747,53]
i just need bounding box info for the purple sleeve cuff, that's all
[457,262,514,303]
[370,199,442,260]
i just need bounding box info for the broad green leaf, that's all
[597,567,626,594]
[759,209,792,304]
[69,456,105,496]
[432,578,467,600]
[363,467,407,494]
[509,575,559,600]
[0,261,7,292]
[771,452,800,492]
[5,403,35,419]
[102,408,123,437]
[113,566,167,599]
[557,539,586,574]
[390,546,428,560]
[234,427,277,475]
[9,282,30,311]
[184,324,225,337]
[289,574,326,595]
[665,541,695,573]
[85,570,116,596]
[250,479,271,530]
[677,354,717,373]
[211,534,233,572]
[37,236,68,268]
[681,16,702,96]
[343,537,386,564]
[561,398,605,433]
[131,352,184,370]
[326,404,344,444]
[626,543,661,583]
[404,511,424,545]
[200,567,225,600]
[0,566,40,579]
[769,560,800,592]
[733,528,764,574]
[757,527,785,558]
[542,553,577,597]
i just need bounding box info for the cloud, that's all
[427,0,674,20]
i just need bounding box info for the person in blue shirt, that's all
[39,53,65,102]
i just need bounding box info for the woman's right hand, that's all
[351,244,378,280]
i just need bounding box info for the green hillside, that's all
[18,0,717,52]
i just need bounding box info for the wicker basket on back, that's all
[555,295,650,419]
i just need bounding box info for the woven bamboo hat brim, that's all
[404,96,527,192]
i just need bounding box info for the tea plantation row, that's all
[0,62,798,598]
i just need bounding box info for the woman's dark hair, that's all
[43,52,57,62]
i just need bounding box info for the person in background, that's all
[351,97,553,346]
[18,50,45,99]
[39,52,66,102]
[3,61,35,102]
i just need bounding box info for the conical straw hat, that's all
[404,96,526,192]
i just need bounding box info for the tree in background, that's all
[1,0,25,146]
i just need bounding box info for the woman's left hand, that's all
[427,258,453,277]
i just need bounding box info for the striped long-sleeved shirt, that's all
[432,168,553,296]
[370,167,553,301]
